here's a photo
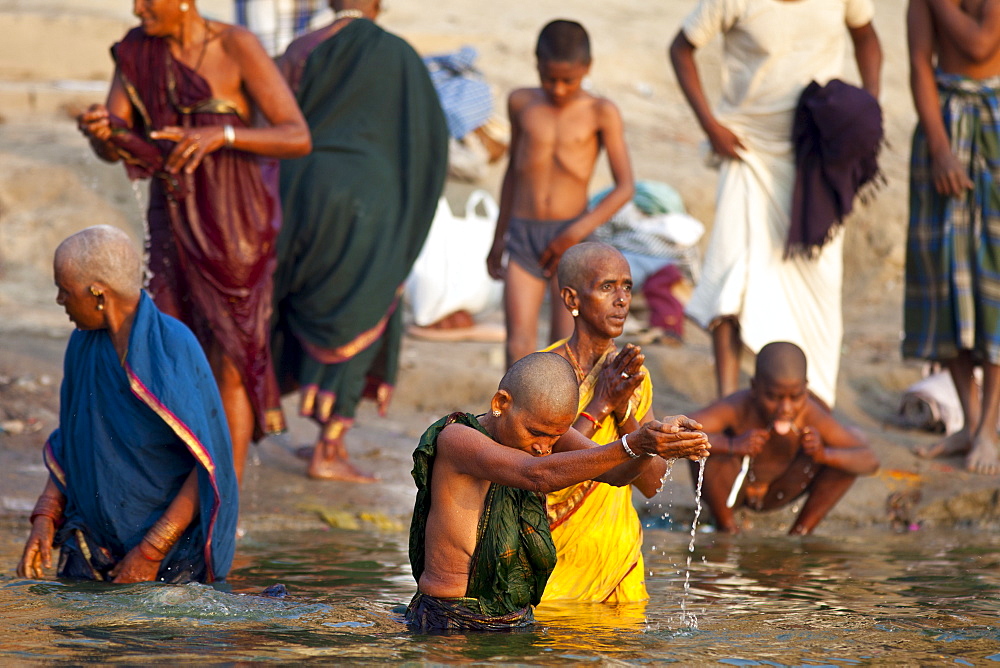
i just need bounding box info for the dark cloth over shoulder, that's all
[273,19,448,421]
[45,293,237,583]
[407,412,556,626]
[788,79,883,258]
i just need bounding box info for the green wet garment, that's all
[409,412,557,618]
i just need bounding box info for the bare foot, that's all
[966,433,1000,474]
[307,456,378,483]
[915,429,971,459]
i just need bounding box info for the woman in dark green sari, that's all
[274,0,448,481]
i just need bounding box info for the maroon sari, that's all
[111,28,284,435]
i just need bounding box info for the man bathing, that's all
[406,352,710,631]
[690,342,878,535]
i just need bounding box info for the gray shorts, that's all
[506,215,578,279]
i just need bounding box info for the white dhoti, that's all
[686,141,843,406]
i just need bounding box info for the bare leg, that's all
[209,347,253,487]
[916,352,979,459]
[787,466,857,535]
[307,420,377,483]
[712,316,742,399]
[548,273,575,345]
[967,361,1000,474]
[504,261,547,367]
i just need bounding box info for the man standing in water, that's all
[690,342,878,535]
[406,352,710,631]
[904,0,1000,474]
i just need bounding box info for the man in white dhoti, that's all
[669,0,882,407]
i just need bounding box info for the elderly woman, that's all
[17,226,237,584]
[540,241,674,604]
[76,0,311,484]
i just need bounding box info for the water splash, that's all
[679,457,707,629]
[130,181,152,289]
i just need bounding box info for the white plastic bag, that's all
[405,190,503,326]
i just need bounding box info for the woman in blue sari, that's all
[17,226,237,583]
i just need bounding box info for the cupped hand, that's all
[77,103,113,142]
[630,418,710,461]
[109,544,162,584]
[16,517,56,579]
[150,125,225,174]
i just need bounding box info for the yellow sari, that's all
[539,339,653,603]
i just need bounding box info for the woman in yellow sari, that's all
[540,242,668,603]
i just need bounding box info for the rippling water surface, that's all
[2,527,998,664]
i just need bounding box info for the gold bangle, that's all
[223,124,235,148]
[30,495,64,527]
[138,539,166,562]
[145,517,184,555]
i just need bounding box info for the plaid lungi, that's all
[903,72,1000,364]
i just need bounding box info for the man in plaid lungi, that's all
[904,0,1000,473]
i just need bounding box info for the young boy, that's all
[487,19,634,367]
[689,342,879,535]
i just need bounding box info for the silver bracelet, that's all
[621,433,640,459]
[223,124,235,148]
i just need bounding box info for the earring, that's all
[492,410,501,417]
[571,308,579,317]
[180,1,189,10]
[97,303,104,311]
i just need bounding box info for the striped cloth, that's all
[903,72,1000,365]
[234,0,331,56]
[423,47,493,140]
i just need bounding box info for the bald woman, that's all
[17,226,237,584]
[405,352,710,632]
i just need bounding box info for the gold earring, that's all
[97,303,104,311]
[180,1,189,10]
[492,410,501,417]
[571,308,579,317]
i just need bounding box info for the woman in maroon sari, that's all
[77,0,311,484]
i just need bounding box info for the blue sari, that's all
[45,293,238,583]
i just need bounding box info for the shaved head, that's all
[755,342,807,385]
[557,241,627,290]
[54,225,141,299]
[330,0,379,13]
[499,352,579,418]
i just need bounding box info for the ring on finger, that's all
[621,372,630,379]
[183,144,198,157]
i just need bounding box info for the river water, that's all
[1,524,998,664]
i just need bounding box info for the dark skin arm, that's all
[448,418,709,494]
[908,0,975,196]
[850,22,883,98]
[79,26,310,175]
[16,479,64,579]
[668,31,745,159]
[487,91,525,280]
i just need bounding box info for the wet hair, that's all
[54,225,142,299]
[535,19,591,65]
[499,352,579,418]
[755,342,808,384]
[557,241,627,290]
